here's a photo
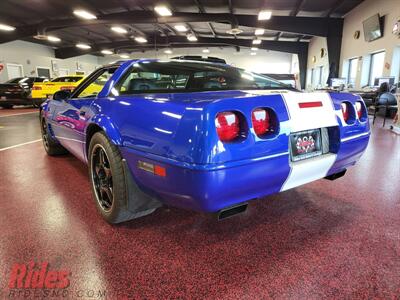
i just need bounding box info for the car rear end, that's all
[120,90,370,214]
[0,83,28,106]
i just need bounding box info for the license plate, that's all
[290,129,322,162]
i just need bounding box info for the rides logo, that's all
[8,261,70,289]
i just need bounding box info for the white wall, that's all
[340,0,400,88]
[0,41,100,82]
[98,47,294,74]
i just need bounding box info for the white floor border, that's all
[0,139,42,152]
[0,111,38,118]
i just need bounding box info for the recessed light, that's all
[258,10,272,20]
[76,43,91,49]
[250,52,257,55]
[73,9,97,20]
[174,25,188,32]
[255,29,265,35]
[120,54,129,59]
[154,6,172,17]
[0,24,16,31]
[135,37,147,43]
[187,34,198,42]
[101,50,113,55]
[251,47,258,51]
[252,39,262,45]
[164,49,173,54]
[202,49,210,53]
[47,36,61,42]
[111,26,128,34]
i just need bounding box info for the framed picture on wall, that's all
[36,66,51,79]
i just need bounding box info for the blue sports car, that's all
[40,59,370,223]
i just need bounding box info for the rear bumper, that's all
[121,147,291,212]
[0,97,31,105]
[120,132,369,212]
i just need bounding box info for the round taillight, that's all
[215,112,240,142]
[341,102,350,122]
[355,101,363,119]
[252,108,270,136]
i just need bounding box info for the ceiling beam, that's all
[290,0,306,16]
[325,0,346,17]
[54,36,308,59]
[0,12,343,44]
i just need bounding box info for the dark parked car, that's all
[0,77,48,109]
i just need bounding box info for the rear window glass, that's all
[113,61,290,95]
[51,76,83,83]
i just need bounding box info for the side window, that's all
[74,68,116,98]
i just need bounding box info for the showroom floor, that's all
[1,107,399,299]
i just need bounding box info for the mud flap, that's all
[122,159,162,218]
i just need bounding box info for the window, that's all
[113,61,289,95]
[311,67,322,88]
[74,68,117,98]
[52,76,83,83]
[347,58,358,87]
[369,51,385,86]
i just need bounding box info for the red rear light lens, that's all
[32,86,42,90]
[341,102,350,122]
[252,108,270,136]
[60,86,75,91]
[355,101,363,119]
[215,112,240,142]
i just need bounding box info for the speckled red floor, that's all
[0,115,399,299]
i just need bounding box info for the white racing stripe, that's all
[0,139,42,152]
[279,92,339,191]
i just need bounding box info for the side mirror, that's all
[53,90,71,101]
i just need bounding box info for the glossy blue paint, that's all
[40,60,370,213]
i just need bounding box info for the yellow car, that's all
[31,75,85,99]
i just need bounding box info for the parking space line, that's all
[0,139,42,152]
[0,111,38,118]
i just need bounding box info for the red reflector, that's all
[32,86,42,90]
[154,165,166,177]
[138,161,166,177]
[215,112,240,142]
[298,101,323,108]
[60,86,75,91]
[341,102,350,122]
[252,108,270,136]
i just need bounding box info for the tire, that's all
[40,118,68,156]
[88,131,135,224]
[0,104,13,109]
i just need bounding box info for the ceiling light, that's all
[251,47,258,51]
[135,36,147,43]
[174,25,188,32]
[76,43,91,49]
[111,26,128,34]
[164,49,173,54]
[187,34,198,42]
[73,9,97,20]
[154,6,172,17]
[202,49,210,53]
[47,36,61,42]
[101,50,113,55]
[120,54,129,59]
[250,52,257,56]
[255,29,265,35]
[258,10,272,20]
[252,39,262,45]
[226,28,243,35]
[0,24,16,31]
